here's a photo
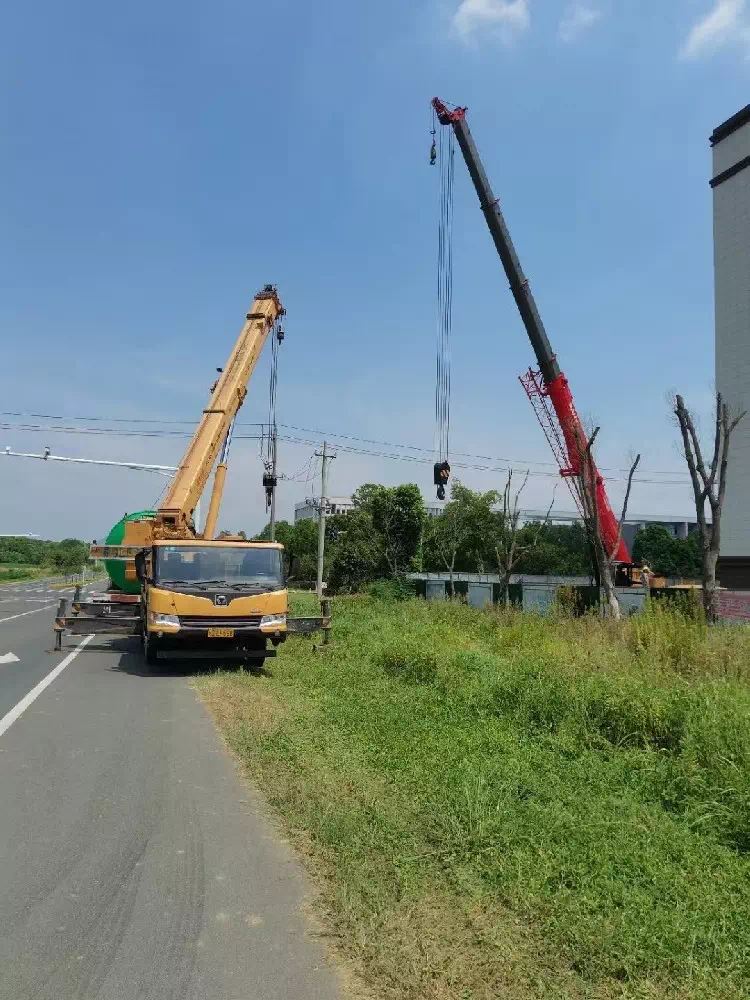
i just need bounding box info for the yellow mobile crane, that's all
[56,285,289,667]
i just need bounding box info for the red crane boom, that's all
[432,97,629,564]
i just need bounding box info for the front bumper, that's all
[147,621,287,644]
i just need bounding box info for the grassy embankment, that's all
[0,565,104,586]
[198,593,750,1000]
[0,564,52,584]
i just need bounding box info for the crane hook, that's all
[433,460,450,500]
[430,136,437,166]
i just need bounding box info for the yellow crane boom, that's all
[156,284,284,536]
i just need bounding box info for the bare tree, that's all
[492,470,556,606]
[578,428,640,621]
[674,393,746,621]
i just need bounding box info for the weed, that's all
[379,643,439,684]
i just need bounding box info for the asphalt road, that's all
[0,581,343,1000]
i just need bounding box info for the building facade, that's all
[294,497,443,521]
[712,107,750,588]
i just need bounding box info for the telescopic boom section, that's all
[432,98,629,563]
[157,285,284,537]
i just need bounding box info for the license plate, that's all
[207,627,235,638]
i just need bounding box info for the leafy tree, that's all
[0,536,94,577]
[424,481,497,592]
[632,525,701,580]
[678,533,702,580]
[254,520,294,548]
[515,522,591,576]
[360,484,426,577]
[287,518,319,581]
[351,483,381,511]
[254,519,319,579]
[53,540,88,577]
[328,510,381,592]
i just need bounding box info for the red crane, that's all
[432,97,629,564]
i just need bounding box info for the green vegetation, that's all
[257,483,427,588]
[0,565,46,583]
[0,536,91,581]
[259,481,597,592]
[199,597,750,1000]
[633,524,702,579]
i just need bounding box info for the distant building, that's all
[294,497,357,522]
[295,497,443,521]
[712,106,750,589]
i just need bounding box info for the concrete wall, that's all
[713,116,750,563]
[411,573,648,616]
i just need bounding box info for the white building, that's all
[712,106,750,588]
[295,497,443,521]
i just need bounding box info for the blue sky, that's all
[0,0,747,539]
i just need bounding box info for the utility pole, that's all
[315,441,335,598]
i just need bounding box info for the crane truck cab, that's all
[137,538,287,666]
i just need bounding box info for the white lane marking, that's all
[0,634,94,738]
[0,604,56,623]
[0,653,20,664]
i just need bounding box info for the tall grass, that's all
[198,595,750,999]
[0,564,46,583]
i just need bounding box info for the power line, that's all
[2,420,691,488]
[0,410,691,479]
[0,421,691,486]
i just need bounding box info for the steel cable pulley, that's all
[433,109,454,500]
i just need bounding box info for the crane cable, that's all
[434,109,454,500]
[262,321,284,509]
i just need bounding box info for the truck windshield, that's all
[154,546,283,590]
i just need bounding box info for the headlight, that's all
[260,613,286,627]
[149,613,180,628]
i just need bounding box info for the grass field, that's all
[0,564,51,584]
[197,593,750,1000]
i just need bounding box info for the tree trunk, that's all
[703,547,719,622]
[600,560,621,621]
[501,572,512,607]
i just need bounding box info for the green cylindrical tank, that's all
[104,511,157,594]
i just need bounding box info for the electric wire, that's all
[0,411,691,478]
[0,420,692,486]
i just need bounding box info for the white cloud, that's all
[558,2,601,44]
[680,0,750,59]
[452,0,530,43]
